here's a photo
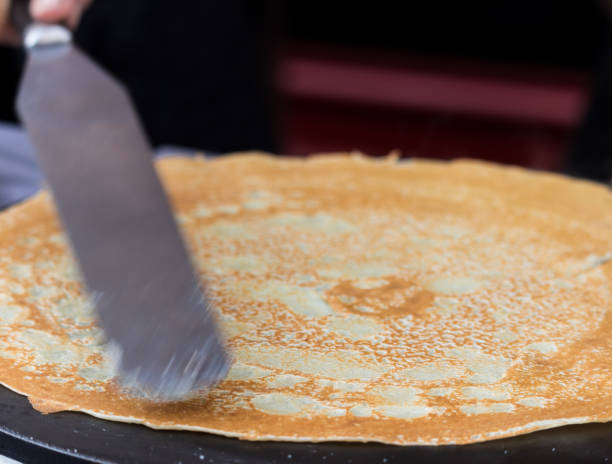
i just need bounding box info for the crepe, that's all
[0,152,611,445]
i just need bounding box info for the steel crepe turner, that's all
[11,1,230,399]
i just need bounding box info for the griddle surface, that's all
[1,385,612,463]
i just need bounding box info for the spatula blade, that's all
[16,41,229,399]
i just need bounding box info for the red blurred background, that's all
[278,43,587,170]
[276,2,607,171]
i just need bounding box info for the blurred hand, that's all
[31,0,92,28]
[1,0,92,43]
[0,0,11,41]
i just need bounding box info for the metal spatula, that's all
[13,4,229,399]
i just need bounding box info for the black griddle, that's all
[1,384,612,464]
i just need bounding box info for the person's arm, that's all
[0,0,91,42]
[0,0,14,42]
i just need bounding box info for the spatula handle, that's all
[10,0,72,49]
[9,0,71,47]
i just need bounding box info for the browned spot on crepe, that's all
[328,278,434,318]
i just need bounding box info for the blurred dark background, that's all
[1,0,612,181]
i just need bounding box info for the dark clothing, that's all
[0,0,278,153]
[565,37,612,183]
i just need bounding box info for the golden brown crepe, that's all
[0,153,611,445]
